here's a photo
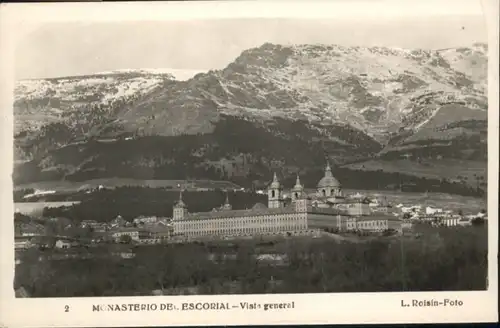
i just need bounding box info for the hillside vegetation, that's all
[13,43,488,193]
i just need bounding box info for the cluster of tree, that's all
[382,134,487,162]
[14,212,43,225]
[13,114,485,197]
[15,225,487,297]
[13,189,35,202]
[41,187,267,223]
[14,114,378,183]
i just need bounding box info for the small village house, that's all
[111,227,152,243]
[133,216,161,225]
[14,236,33,250]
[110,215,128,228]
[55,239,73,249]
[17,222,45,237]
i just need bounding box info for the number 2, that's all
[65,305,70,312]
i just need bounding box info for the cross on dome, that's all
[317,161,341,188]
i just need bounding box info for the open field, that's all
[12,186,486,217]
[14,201,81,216]
[14,178,242,192]
[344,159,486,186]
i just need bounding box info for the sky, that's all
[11,1,489,80]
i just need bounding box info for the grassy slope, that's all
[14,178,242,192]
[344,159,486,186]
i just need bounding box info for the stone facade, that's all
[172,162,404,238]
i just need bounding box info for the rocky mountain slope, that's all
[13,43,488,191]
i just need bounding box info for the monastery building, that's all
[172,163,404,239]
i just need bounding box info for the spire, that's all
[176,189,186,208]
[325,161,333,178]
[222,190,232,210]
[270,172,281,189]
[293,174,303,190]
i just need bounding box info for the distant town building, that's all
[55,239,73,249]
[16,222,45,237]
[110,215,127,228]
[369,197,392,213]
[14,236,33,250]
[133,216,159,225]
[442,217,460,227]
[425,207,443,215]
[111,228,151,242]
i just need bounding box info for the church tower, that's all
[173,190,188,221]
[291,174,304,202]
[222,191,232,211]
[267,172,283,208]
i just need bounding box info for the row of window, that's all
[356,220,388,229]
[178,220,308,233]
[177,220,305,232]
[319,189,342,197]
[174,215,308,236]
[184,223,309,237]
[175,214,305,230]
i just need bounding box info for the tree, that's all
[119,235,132,244]
[471,217,485,226]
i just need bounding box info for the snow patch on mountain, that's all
[13,43,488,148]
[96,68,207,81]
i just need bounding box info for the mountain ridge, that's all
[13,42,488,191]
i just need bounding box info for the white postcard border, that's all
[0,1,498,326]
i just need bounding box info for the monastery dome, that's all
[317,162,341,189]
[317,176,341,188]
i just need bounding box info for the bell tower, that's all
[173,190,188,221]
[267,172,283,208]
[222,191,232,211]
[291,174,304,203]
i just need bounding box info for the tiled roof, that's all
[146,225,173,233]
[307,206,346,216]
[307,194,346,202]
[356,214,401,222]
[183,205,297,221]
[110,227,149,233]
